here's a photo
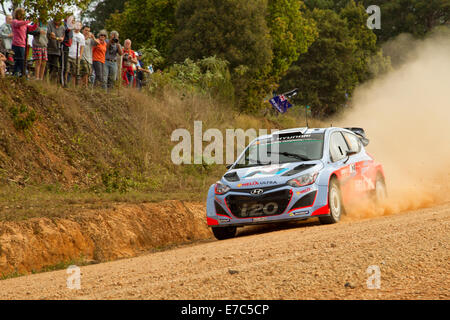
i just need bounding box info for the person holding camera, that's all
[121,39,137,87]
[104,30,123,89]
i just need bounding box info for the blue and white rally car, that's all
[206,127,387,240]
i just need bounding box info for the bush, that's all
[146,56,234,102]
[9,104,37,131]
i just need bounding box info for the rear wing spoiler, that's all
[345,127,370,147]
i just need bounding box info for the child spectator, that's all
[92,30,107,87]
[122,39,137,87]
[67,21,85,86]
[0,52,6,77]
[30,21,48,80]
[11,8,37,77]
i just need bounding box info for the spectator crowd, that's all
[0,8,152,89]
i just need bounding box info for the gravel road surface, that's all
[1,203,448,300]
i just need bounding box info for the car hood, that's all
[222,161,324,188]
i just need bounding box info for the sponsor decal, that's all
[237,181,259,188]
[219,218,231,223]
[237,181,277,188]
[296,188,312,195]
[289,210,309,217]
[253,217,268,222]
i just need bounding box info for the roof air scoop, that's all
[224,171,240,182]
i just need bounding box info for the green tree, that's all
[10,0,92,22]
[340,1,378,83]
[279,8,361,117]
[81,0,127,33]
[266,0,318,86]
[106,0,178,57]
[362,0,450,42]
[170,0,273,112]
[304,0,350,10]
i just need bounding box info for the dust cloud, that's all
[336,28,450,220]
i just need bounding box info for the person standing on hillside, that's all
[30,20,49,80]
[11,8,37,77]
[80,25,95,87]
[121,39,137,87]
[0,15,13,52]
[47,18,65,83]
[92,30,107,87]
[67,21,85,86]
[61,18,73,86]
[135,51,150,90]
[104,30,123,89]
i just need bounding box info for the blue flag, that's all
[269,95,293,114]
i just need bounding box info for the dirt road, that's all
[0,202,449,300]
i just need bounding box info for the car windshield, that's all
[234,133,324,169]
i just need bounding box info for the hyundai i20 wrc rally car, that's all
[206,127,387,240]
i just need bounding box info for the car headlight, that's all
[215,182,231,195]
[287,172,319,187]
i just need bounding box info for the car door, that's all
[342,131,376,195]
[329,131,360,203]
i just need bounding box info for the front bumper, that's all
[206,183,330,227]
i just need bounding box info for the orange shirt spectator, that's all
[92,30,107,87]
[93,41,106,64]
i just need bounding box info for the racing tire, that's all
[212,226,237,240]
[319,178,343,225]
[374,175,388,204]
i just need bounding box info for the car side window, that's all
[329,132,349,162]
[343,132,361,154]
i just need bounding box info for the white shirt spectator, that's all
[69,31,85,59]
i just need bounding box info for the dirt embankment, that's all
[0,201,211,276]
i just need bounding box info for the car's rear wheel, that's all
[212,226,237,240]
[319,178,343,225]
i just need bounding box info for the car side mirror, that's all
[360,137,370,147]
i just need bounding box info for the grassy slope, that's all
[0,78,323,221]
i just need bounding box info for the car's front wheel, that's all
[212,226,237,240]
[319,178,343,225]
